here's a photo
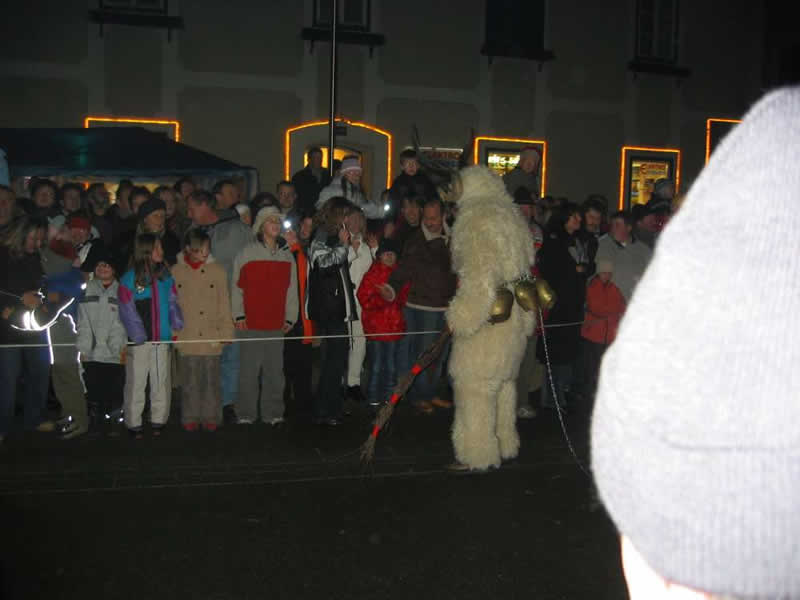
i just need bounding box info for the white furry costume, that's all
[445,166,536,470]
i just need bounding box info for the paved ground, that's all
[0,401,627,600]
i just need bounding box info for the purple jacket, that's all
[118,269,183,344]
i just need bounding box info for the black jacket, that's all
[307,231,358,326]
[388,172,438,206]
[0,247,45,343]
[292,166,331,215]
[536,228,587,364]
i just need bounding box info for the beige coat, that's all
[172,255,235,356]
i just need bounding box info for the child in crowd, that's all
[357,238,410,407]
[580,259,625,398]
[232,206,298,426]
[118,233,183,439]
[76,245,128,436]
[346,208,376,404]
[172,229,233,432]
[388,149,437,208]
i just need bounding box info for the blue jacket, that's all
[118,269,183,344]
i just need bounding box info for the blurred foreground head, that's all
[592,86,800,599]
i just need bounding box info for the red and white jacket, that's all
[232,239,298,331]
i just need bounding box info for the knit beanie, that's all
[340,157,362,174]
[137,197,166,221]
[81,242,115,274]
[591,87,800,598]
[595,258,613,274]
[252,205,282,235]
[377,237,401,258]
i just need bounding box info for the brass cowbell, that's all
[534,278,556,311]
[488,278,558,324]
[512,279,538,312]
[488,288,514,324]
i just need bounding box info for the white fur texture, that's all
[446,166,536,470]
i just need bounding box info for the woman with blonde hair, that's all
[0,216,54,442]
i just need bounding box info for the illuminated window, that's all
[303,147,357,168]
[618,146,681,210]
[285,119,392,189]
[635,0,679,65]
[474,136,548,198]
[416,147,464,172]
[486,150,520,177]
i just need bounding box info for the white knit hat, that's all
[595,259,613,273]
[340,157,361,174]
[591,86,800,598]
[252,205,281,235]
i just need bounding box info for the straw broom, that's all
[361,327,452,462]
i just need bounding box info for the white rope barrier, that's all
[0,329,444,349]
[0,317,609,349]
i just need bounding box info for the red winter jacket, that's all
[357,261,410,341]
[580,276,626,345]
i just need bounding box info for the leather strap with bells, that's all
[487,277,557,324]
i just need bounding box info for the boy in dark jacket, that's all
[388,149,438,208]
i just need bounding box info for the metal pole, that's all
[328,0,338,178]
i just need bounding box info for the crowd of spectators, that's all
[0,145,675,442]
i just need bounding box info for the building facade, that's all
[0,0,767,207]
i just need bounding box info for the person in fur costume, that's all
[445,166,536,471]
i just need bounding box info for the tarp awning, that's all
[0,127,256,180]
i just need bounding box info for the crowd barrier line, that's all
[0,317,609,350]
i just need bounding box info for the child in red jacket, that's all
[357,238,410,407]
[580,259,626,396]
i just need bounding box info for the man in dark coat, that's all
[382,198,457,412]
[291,147,331,215]
[502,147,541,205]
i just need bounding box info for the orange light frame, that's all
[285,119,393,189]
[473,136,548,198]
[705,118,741,164]
[618,145,681,210]
[84,116,181,142]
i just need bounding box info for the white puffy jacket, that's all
[76,278,128,364]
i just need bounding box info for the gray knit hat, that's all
[591,86,800,598]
